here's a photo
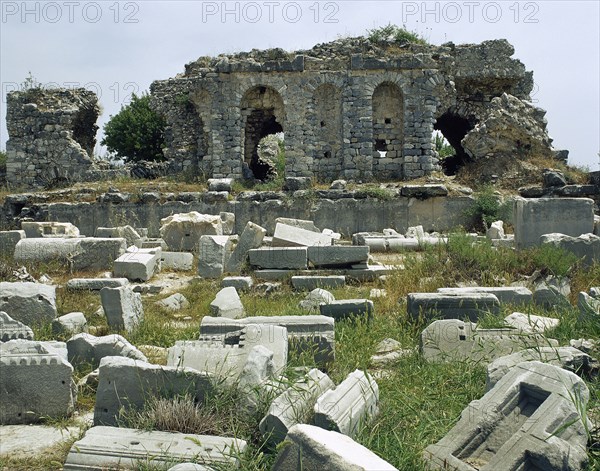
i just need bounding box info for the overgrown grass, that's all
[11,236,600,470]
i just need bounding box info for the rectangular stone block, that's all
[99,286,144,333]
[200,315,335,366]
[407,292,500,321]
[420,319,559,363]
[93,356,213,426]
[0,281,57,326]
[66,278,129,291]
[255,269,295,281]
[291,275,346,291]
[64,426,246,470]
[514,197,594,249]
[0,340,75,424]
[0,311,34,342]
[249,247,308,269]
[167,324,288,382]
[160,251,194,270]
[540,232,600,267]
[314,369,378,438]
[275,217,320,233]
[307,246,369,268]
[113,248,161,282]
[424,362,589,470]
[0,230,25,257]
[320,299,374,321]
[436,287,533,305]
[21,221,80,238]
[198,235,233,278]
[225,222,266,273]
[272,223,333,247]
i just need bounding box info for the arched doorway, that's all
[240,86,285,181]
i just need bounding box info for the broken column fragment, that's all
[313,369,378,438]
[260,368,335,447]
[424,361,590,471]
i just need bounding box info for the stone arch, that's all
[312,83,343,181]
[240,85,285,180]
[372,81,404,179]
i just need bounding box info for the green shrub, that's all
[466,186,512,230]
[367,23,427,45]
[101,93,166,163]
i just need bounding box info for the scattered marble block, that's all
[272,424,398,471]
[168,324,288,383]
[0,423,82,459]
[260,368,335,447]
[0,340,76,424]
[307,246,369,268]
[275,217,320,233]
[21,221,80,238]
[421,319,559,364]
[209,286,245,319]
[291,275,346,291]
[436,286,532,305]
[95,225,141,246]
[208,178,233,192]
[113,247,161,282]
[160,212,223,251]
[248,247,308,269]
[299,288,335,312]
[66,278,129,291]
[320,299,374,321]
[221,276,254,292]
[314,369,379,438]
[67,333,147,367]
[161,251,194,271]
[52,312,88,335]
[486,346,599,390]
[504,312,559,333]
[225,221,267,273]
[0,311,34,341]
[198,235,233,278]
[94,356,213,426]
[407,292,500,321]
[272,223,333,248]
[155,293,189,311]
[0,281,57,326]
[100,286,144,333]
[64,426,246,470]
[200,315,335,366]
[424,361,590,471]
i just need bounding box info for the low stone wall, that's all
[1,191,476,237]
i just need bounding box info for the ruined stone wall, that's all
[6,88,100,188]
[150,38,537,183]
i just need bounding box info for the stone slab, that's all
[221,276,254,292]
[514,197,594,249]
[100,286,144,333]
[66,278,129,291]
[437,286,532,305]
[198,235,233,278]
[407,292,500,321]
[504,312,559,333]
[248,247,308,269]
[0,230,25,257]
[541,232,600,267]
[225,221,266,273]
[307,246,369,268]
[64,426,246,470]
[67,333,147,367]
[0,281,57,326]
[272,223,333,247]
[0,423,81,458]
[94,357,213,426]
[272,424,398,470]
[113,249,161,282]
[22,221,80,238]
[320,299,374,321]
[420,319,559,363]
[161,251,194,271]
[291,275,346,291]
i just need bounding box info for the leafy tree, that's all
[433,133,456,158]
[101,93,166,163]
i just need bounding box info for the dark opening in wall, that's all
[245,110,283,180]
[434,113,473,175]
[72,105,99,156]
[374,139,387,152]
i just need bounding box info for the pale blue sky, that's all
[1,0,598,168]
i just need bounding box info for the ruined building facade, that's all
[149,38,539,182]
[5,37,556,188]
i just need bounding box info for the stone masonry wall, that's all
[150,38,535,183]
[6,88,100,188]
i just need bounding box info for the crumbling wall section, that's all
[6,88,100,188]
